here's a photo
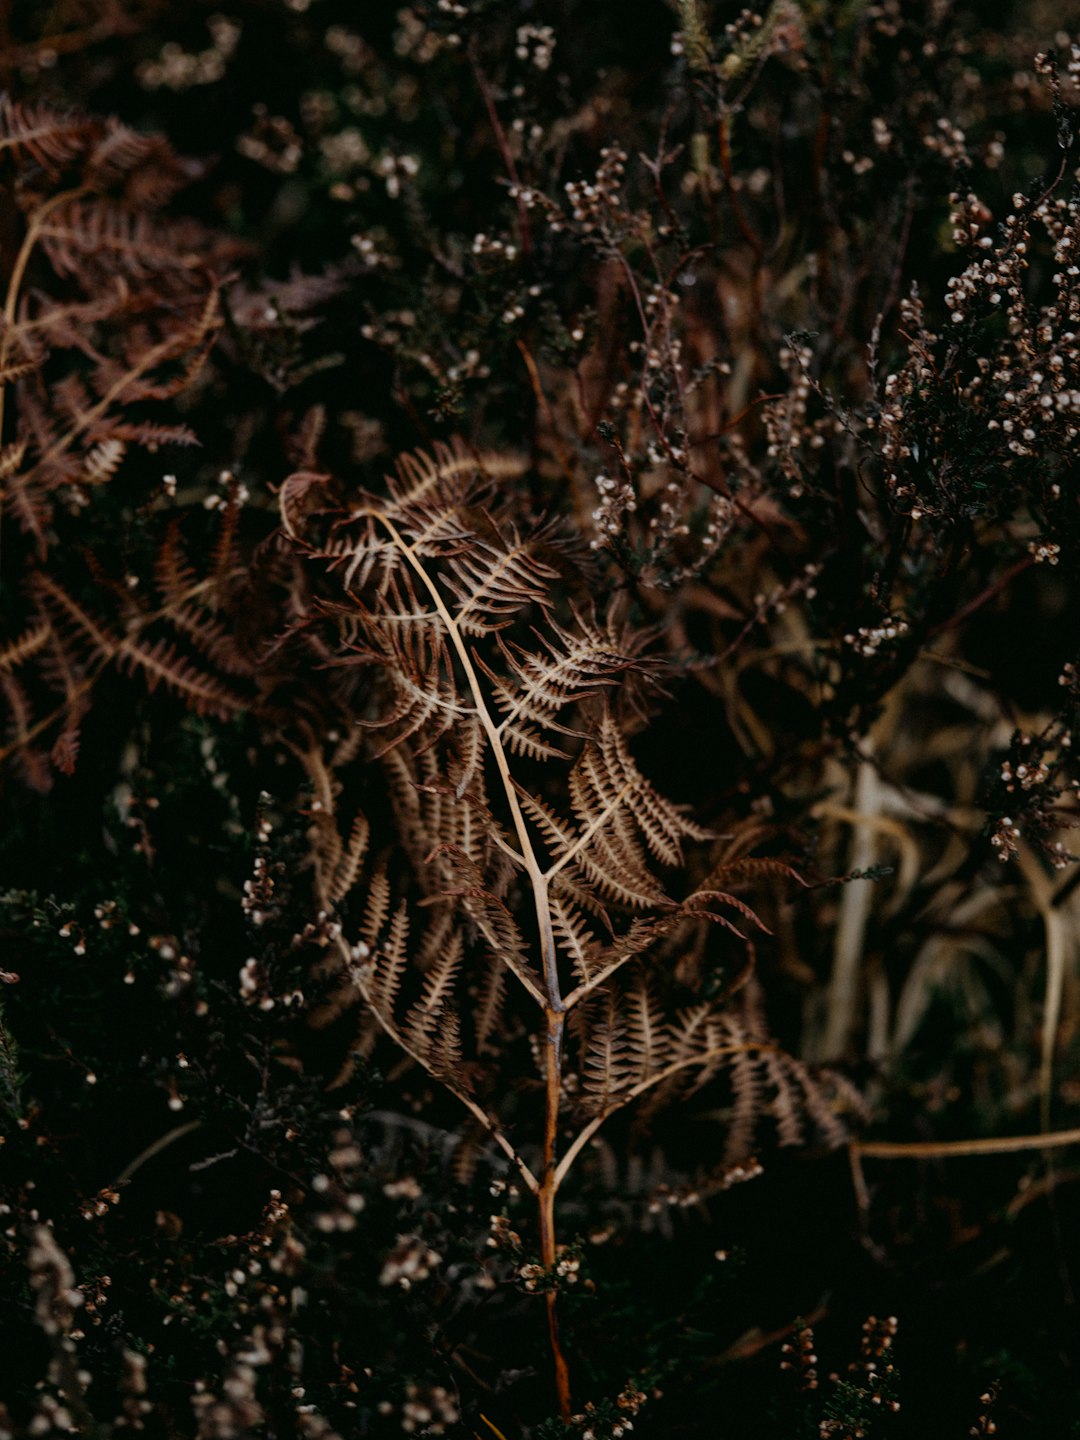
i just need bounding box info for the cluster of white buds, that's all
[236,110,303,175]
[79,1186,121,1220]
[318,126,369,176]
[591,470,638,549]
[93,899,120,930]
[871,116,893,149]
[990,815,1022,861]
[1029,540,1061,565]
[486,1212,522,1250]
[383,1175,422,1201]
[561,147,628,241]
[780,1323,819,1391]
[374,152,419,199]
[327,24,372,73]
[242,856,273,926]
[842,616,909,657]
[238,957,271,1008]
[718,1157,764,1188]
[1000,758,1050,792]
[137,16,240,91]
[472,231,519,261]
[518,1261,545,1291]
[515,23,556,71]
[554,1250,581,1282]
[922,115,969,165]
[392,9,449,62]
[764,343,817,491]
[349,232,398,269]
[377,1383,460,1436]
[378,1235,442,1289]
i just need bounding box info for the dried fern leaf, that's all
[441,528,558,636]
[0,621,50,676]
[0,96,93,171]
[581,992,634,1114]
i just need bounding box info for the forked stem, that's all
[372,512,574,1417]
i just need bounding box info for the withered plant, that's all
[0,98,242,785]
[282,439,856,1413]
[7,5,1080,1434]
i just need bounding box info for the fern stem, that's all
[376,515,560,1009]
[540,1004,572,1418]
[376,512,573,1413]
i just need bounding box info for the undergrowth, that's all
[3,2,1080,1437]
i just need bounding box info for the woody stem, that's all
[540,1002,571,1418]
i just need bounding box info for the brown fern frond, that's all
[380,438,520,516]
[360,868,392,953]
[86,121,197,206]
[315,525,402,596]
[328,811,370,907]
[3,467,51,549]
[108,420,199,451]
[402,930,464,1070]
[684,889,773,940]
[396,493,477,559]
[0,95,94,172]
[154,521,200,601]
[367,897,410,1016]
[39,197,209,279]
[784,1055,849,1150]
[81,437,126,485]
[483,608,640,755]
[0,351,40,387]
[276,432,852,1407]
[32,573,116,658]
[722,1042,762,1165]
[115,635,245,719]
[433,848,542,1002]
[474,953,509,1056]
[550,891,601,984]
[699,854,806,889]
[289,405,328,470]
[279,469,334,541]
[450,1119,488,1187]
[41,622,88,777]
[623,980,670,1084]
[582,709,712,867]
[0,620,50,675]
[0,673,52,791]
[441,524,559,636]
[336,590,470,754]
[581,992,634,1114]
[518,780,663,910]
[0,440,28,481]
[763,1048,806,1148]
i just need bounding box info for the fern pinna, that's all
[286,440,856,1415]
[0,97,243,785]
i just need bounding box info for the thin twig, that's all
[852,1127,1080,1159]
